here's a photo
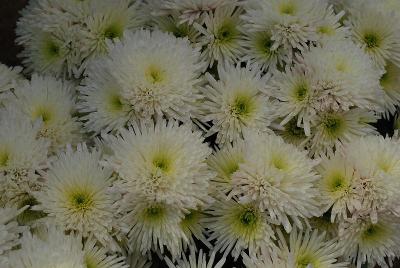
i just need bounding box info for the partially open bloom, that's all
[0,64,25,104]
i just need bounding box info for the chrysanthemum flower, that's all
[0,63,25,104]
[99,29,205,123]
[317,154,360,222]
[34,144,119,250]
[342,135,400,222]
[207,142,244,194]
[242,0,328,62]
[338,213,400,268]
[203,197,276,260]
[194,4,246,67]
[165,249,226,268]
[240,30,287,72]
[9,74,81,153]
[379,61,400,116]
[78,58,134,134]
[308,109,378,157]
[197,63,273,145]
[119,198,186,257]
[8,225,86,268]
[242,252,293,268]
[0,108,49,207]
[230,131,321,232]
[83,0,144,57]
[346,0,400,68]
[276,227,348,268]
[0,207,27,266]
[83,238,128,268]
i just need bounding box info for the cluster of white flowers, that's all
[2,0,400,267]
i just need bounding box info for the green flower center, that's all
[231,94,254,119]
[103,23,123,39]
[181,209,200,229]
[153,155,172,172]
[256,33,274,55]
[145,65,165,84]
[144,205,165,221]
[322,114,344,137]
[297,254,318,268]
[280,3,296,15]
[43,38,61,60]
[363,33,380,49]
[272,154,287,170]
[361,223,387,243]
[85,256,97,268]
[70,191,93,211]
[327,173,349,193]
[294,83,308,101]
[216,21,238,42]
[239,208,258,226]
[108,93,124,112]
[317,26,334,35]
[32,106,53,124]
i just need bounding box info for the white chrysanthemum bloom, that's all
[17,4,84,78]
[105,120,213,210]
[155,0,235,24]
[346,0,400,68]
[78,58,134,134]
[343,135,400,222]
[0,63,25,104]
[0,108,49,207]
[379,61,400,116]
[10,74,81,152]
[83,238,128,268]
[180,209,211,252]
[34,144,119,250]
[103,29,204,123]
[194,4,246,67]
[338,213,400,268]
[8,226,86,268]
[308,109,378,157]
[230,131,321,232]
[165,249,225,268]
[83,0,144,57]
[127,252,151,268]
[204,197,276,260]
[242,0,326,61]
[317,154,360,222]
[198,63,273,145]
[119,197,186,257]
[240,30,287,72]
[207,142,244,194]
[276,227,348,268]
[0,207,27,266]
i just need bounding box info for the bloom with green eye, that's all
[204,198,276,260]
[194,4,245,67]
[198,63,273,145]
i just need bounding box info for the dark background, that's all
[1,1,399,267]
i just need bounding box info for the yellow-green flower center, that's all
[69,191,94,211]
[294,83,308,101]
[297,253,319,268]
[256,32,274,55]
[216,20,238,43]
[32,106,54,124]
[230,94,255,119]
[279,2,296,15]
[145,65,165,84]
[0,150,9,167]
[322,114,345,138]
[107,93,124,112]
[103,23,124,40]
[363,32,381,49]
